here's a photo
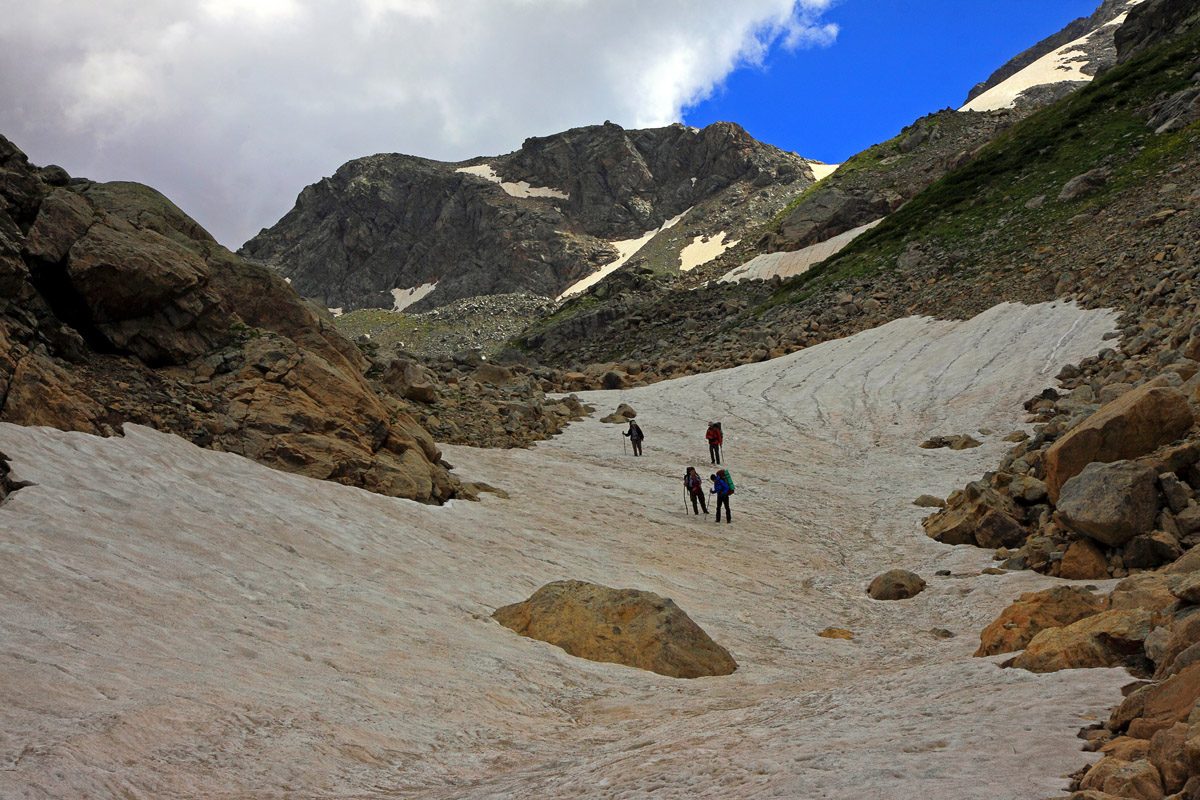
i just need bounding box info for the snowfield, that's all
[720,219,884,283]
[392,281,438,311]
[0,302,1131,799]
[559,210,690,299]
[679,231,739,272]
[456,163,569,200]
[961,1,1145,113]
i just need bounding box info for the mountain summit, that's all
[239,121,820,312]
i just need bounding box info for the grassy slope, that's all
[766,24,1200,307]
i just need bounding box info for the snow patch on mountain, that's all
[961,1,1146,112]
[559,209,691,298]
[806,160,840,181]
[679,231,739,272]
[456,163,569,199]
[392,282,438,311]
[720,218,883,283]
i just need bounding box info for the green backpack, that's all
[720,469,735,494]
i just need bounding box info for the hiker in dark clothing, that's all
[624,421,644,456]
[710,471,732,523]
[684,466,708,515]
[705,422,722,464]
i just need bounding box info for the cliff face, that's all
[239,121,817,311]
[1114,0,1200,62]
[0,134,457,503]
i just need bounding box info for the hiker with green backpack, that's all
[710,469,734,523]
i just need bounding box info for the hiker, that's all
[706,422,722,464]
[710,469,733,523]
[684,466,708,515]
[623,420,644,456]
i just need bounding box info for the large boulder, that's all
[1154,613,1200,679]
[1109,572,1179,614]
[600,403,637,424]
[492,580,738,679]
[975,585,1105,657]
[473,362,515,386]
[867,569,926,601]
[1010,609,1155,674]
[382,358,439,404]
[1059,538,1111,580]
[1111,664,1200,740]
[1078,756,1163,799]
[1056,461,1160,547]
[922,481,1027,548]
[1044,382,1193,503]
[1150,722,1189,795]
[1169,571,1200,605]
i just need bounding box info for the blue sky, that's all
[2,1,1110,246]
[684,1,1102,163]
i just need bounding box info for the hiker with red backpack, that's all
[684,466,708,516]
[706,422,722,464]
[710,469,734,523]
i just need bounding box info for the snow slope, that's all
[0,301,1127,799]
[679,231,739,272]
[558,210,690,299]
[961,2,1145,112]
[392,281,438,311]
[720,218,883,283]
[456,163,569,200]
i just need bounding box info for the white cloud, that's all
[0,1,837,248]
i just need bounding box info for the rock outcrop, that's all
[1114,0,1200,63]
[0,133,456,503]
[492,580,737,679]
[1044,382,1193,502]
[975,585,1106,657]
[1009,608,1155,674]
[0,449,27,503]
[922,481,1028,549]
[1056,461,1161,547]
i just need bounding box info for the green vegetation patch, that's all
[334,308,434,352]
[764,23,1200,307]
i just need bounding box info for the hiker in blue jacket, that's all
[710,470,732,523]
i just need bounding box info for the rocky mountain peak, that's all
[239,120,816,313]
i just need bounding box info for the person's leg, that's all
[700,492,708,513]
[720,496,730,522]
[690,492,699,514]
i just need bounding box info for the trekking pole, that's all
[622,436,627,456]
[684,489,689,515]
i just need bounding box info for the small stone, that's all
[817,627,854,640]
